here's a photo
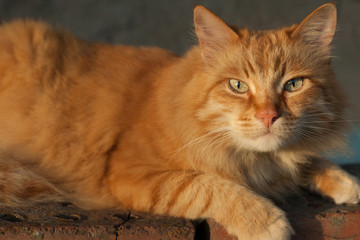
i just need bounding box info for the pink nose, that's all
[255,108,279,128]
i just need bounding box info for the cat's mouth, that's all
[253,127,275,138]
[248,130,283,151]
[255,131,277,140]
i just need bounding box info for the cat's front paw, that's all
[252,208,294,240]
[259,218,293,240]
[314,168,360,205]
[330,170,360,205]
[267,217,293,240]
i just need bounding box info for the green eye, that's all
[229,79,249,93]
[284,77,304,92]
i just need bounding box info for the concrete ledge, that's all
[1,164,360,240]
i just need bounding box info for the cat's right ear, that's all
[291,3,337,48]
[194,6,239,61]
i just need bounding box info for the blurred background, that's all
[0,0,359,163]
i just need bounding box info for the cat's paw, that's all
[314,167,360,205]
[252,208,294,240]
[264,216,293,240]
[329,170,360,205]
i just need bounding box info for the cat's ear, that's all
[292,3,337,47]
[194,6,239,60]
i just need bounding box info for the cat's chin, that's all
[239,133,283,152]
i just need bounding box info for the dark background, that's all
[1,0,359,162]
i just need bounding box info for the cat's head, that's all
[191,3,346,153]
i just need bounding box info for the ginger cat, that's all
[0,3,359,239]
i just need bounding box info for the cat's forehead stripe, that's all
[245,59,256,75]
[234,30,292,82]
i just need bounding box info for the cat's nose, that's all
[255,108,279,128]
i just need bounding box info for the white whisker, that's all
[171,127,230,156]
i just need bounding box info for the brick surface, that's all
[1,164,360,239]
[0,203,195,239]
[283,192,360,240]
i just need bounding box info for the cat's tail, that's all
[0,154,66,206]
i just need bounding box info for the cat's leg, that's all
[0,154,64,205]
[306,158,360,204]
[108,169,293,240]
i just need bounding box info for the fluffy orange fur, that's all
[0,3,359,240]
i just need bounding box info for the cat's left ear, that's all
[194,6,239,60]
[292,3,337,47]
